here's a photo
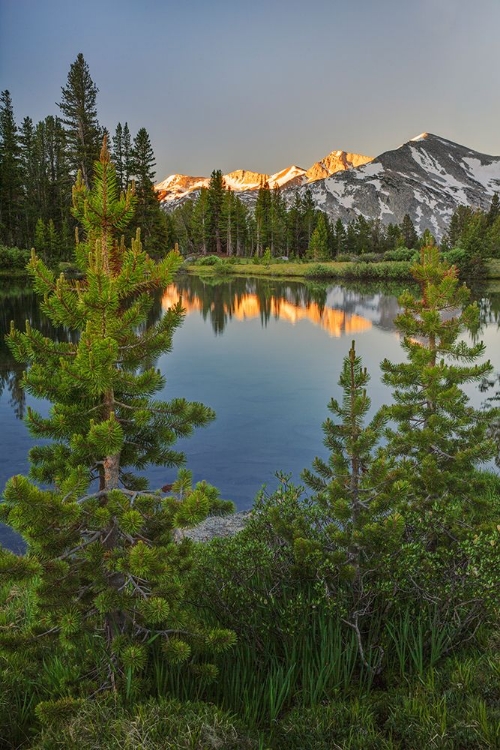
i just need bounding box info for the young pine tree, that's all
[0,139,233,694]
[301,341,404,670]
[381,245,495,517]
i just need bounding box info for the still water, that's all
[1,274,499,553]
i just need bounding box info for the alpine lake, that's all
[1,272,499,554]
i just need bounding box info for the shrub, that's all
[441,247,467,267]
[383,248,419,262]
[0,245,30,270]
[304,264,334,279]
[358,252,384,263]
[195,254,222,266]
[345,261,413,280]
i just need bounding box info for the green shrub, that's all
[335,253,354,262]
[0,245,30,270]
[345,261,413,280]
[383,247,419,262]
[195,254,222,266]
[304,264,334,279]
[358,252,384,263]
[442,247,467,267]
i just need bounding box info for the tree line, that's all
[168,169,500,271]
[0,54,169,259]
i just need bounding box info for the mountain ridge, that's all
[155,149,373,202]
[156,133,500,240]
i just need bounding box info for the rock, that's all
[177,510,252,543]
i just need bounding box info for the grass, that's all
[183,258,415,281]
[182,255,500,282]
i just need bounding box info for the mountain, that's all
[294,133,500,239]
[155,149,373,204]
[156,134,500,240]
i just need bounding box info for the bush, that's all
[304,264,334,279]
[335,253,354,262]
[195,254,222,266]
[358,252,384,263]
[345,261,413,280]
[383,248,419,262]
[441,247,467,267]
[0,245,30,270]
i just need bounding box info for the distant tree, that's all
[269,187,287,255]
[254,179,271,256]
[58,53,101,188]
[112,122,133,192]
[354,214,372,254]
[308,211,329,260]
[190,187,209,254]
[400,213,418,249]
[206,169,225,254]
[301,188,317,249]
[487,193,500,226]
[0,90,22,246]
[130,127,170,256]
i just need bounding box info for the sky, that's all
[1,0,500,182]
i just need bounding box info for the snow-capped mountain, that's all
[156,134,500,240]
[155,149,373,204]
[292,133,500,239]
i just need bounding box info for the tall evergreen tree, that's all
[0,140,229,693]
[333,217,347,257]
[308,211,329,260]
[58,53,101,188]
[400,213,418,249]
[112,121,133,192]
[130,127,169,256]
[254,179,271,256]
[0,90,22,246]
[206,169,225,254]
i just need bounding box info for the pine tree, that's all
[307,212,329,260]
[0,140,230,694]
[301,341,404,670]
[112,121,133,192]
[58,53,101,188]
[400,213,418,249]
[254,179,271,256]
[206,169,225,254]
[0,90,22,246]
[381,246,495,515]
[130,127,169,256]
[333,217,347,257]
[487,193,500,227]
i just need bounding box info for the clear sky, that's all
[1,0,499,182]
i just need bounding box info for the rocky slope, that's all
[291,133,500,239]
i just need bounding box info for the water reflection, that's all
[167,275,407,337]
